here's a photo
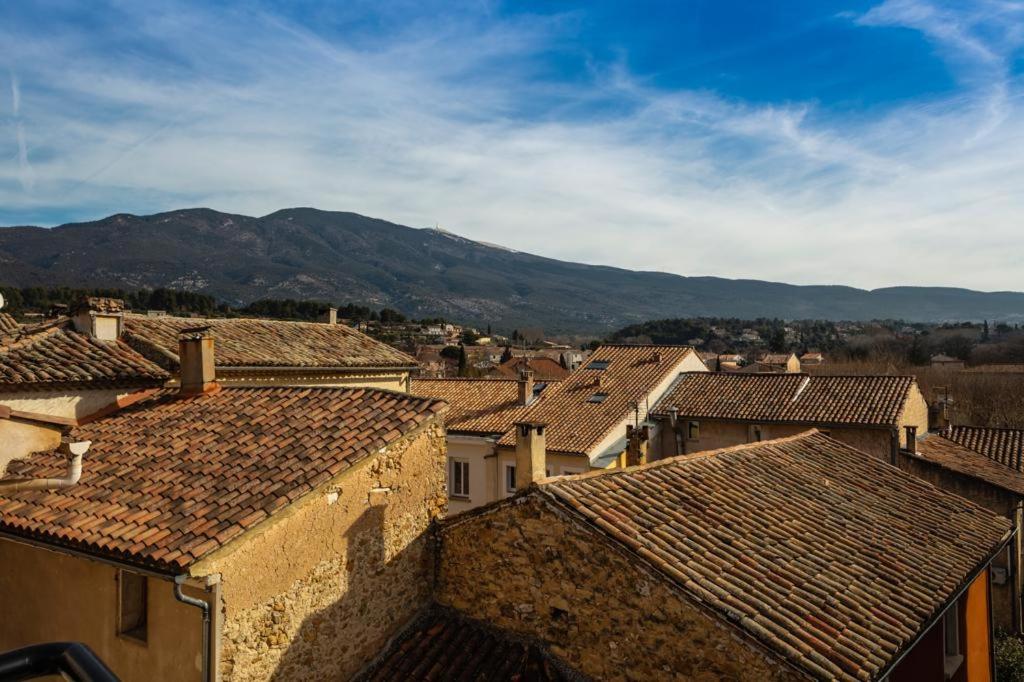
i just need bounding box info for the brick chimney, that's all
[904,425,918,454]
[320,307,338,325]
[514,422,547,490]
[517,369,535,407]
[178,327,217,395]
[70,297,124,341]
[625,424,650,467]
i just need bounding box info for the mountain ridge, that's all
[1,207,1021,334]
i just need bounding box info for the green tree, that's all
[457,344,468,376]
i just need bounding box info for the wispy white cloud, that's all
[0,1,1022,292]
[7,71,33,191]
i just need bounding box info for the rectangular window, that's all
[450,459,470,498]
[753,426,762,442]
[118,570,147,642]
[943,602,963,678]
[505,464,517,493]
[687,421,700,440]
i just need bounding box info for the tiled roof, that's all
[0,312,19,338]
[946,425,1024,470]
[653,373,916,427]
[0,387,446,572]
[541,431,1011,682]
[411,378,554,436]
[758,353,794,365]
[495,356,569,382]
[914,434,1024,496]
[356,605,576,681]
[0,326,169,390]
[123,315,416,370]
[497,345,697,457]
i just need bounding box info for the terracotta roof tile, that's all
[946,425,1024,470]
[0,312,19,339]
[914,434,1024,496]
[494,356,569,382]
[357,605,577,681]
[0,326,169,390]
[541,431,1011,681]
[0,386,445,572]
[123,314,415,370]
[497,345,698,457]
[653,373,916,427]
[411,378,556,436]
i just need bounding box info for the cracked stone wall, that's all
[192,421,447,681]
[436,494,801,682]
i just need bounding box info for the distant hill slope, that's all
[1,207,1022,334]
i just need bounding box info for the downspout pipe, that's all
[0,441,90,492]
[174,575,211,682]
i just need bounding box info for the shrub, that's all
[996,630,1024,682]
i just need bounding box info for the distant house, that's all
[748,352,801,373]
[931,354,965,370]
[432,431,1010,681]
[650,372,929,461]
[898,425,1024,632]
[799,351,824,365]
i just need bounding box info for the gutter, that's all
[876,525,1017,680]
[174,575,212,682]
[0,441,90,492]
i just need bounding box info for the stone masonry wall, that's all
[190,421,447,681]
[436,494,804,681]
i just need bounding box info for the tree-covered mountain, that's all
[1,207,1022,334]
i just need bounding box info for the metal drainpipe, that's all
[174,575,211,682]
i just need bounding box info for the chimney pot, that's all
[514,421,547,490]
[320,307,338,325]
[178,327,217,395]
[904,425,918,454]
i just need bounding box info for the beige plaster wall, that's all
[0,388,137,419]
[897,383,930,448]
[0,419,63,475]
[445,434,495,513]
[190,421,446,681]
[0,539,205,682]
[436,495,801,681]
[678,420,893,461]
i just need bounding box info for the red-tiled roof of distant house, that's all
[494,356,568,382]
[0,386,446,572]
[945,425,1024,471]
[539,431,1012,682]
[914,433,1024,496]
[411,378,556,436]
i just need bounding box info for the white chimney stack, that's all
[70,297,124,341]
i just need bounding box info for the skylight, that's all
[587,392,609,404]
[588,360,611,370]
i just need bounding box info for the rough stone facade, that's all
[436,495,803,681]
[190,420,447,681]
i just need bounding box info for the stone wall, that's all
[190,420,447,681]
[436,494,802,681]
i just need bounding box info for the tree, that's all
[983,320,991,342]
[457,344,468,376]
[500,345,513,363]
[767,325,786,353]
[486,323,492,336]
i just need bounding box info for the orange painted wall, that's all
[965,569,992,682]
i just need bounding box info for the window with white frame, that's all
[505,464,517,493]
[450,459,470,498]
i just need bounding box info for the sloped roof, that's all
[0,386,445,572]
[0,312,19,338]
[123,314,416,370]
[497,345,697,457]
[915,434,1024,496]
[411,378,555,436]
[540,431,1011,682]
[758,353,795,365]
[0,325,169,390]
[494,356,568,382]
[946,425,1024,471]
[653,373,916,427]
[356,605,576,681]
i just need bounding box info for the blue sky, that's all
[2,0,1023,290]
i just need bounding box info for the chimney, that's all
[625,424,650,467]
[514,422,547,490]
[652,351,662,363]
[904,425,917,454]
[594,374,605,388]
[320,307,338,325]
[178,326,217,395]
[70,297,124,341]
[517,370,535,406]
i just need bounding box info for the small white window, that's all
[505,464,517,493]
[450,459,470,498]
[687,421,700,440]
[118,570,147,642]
